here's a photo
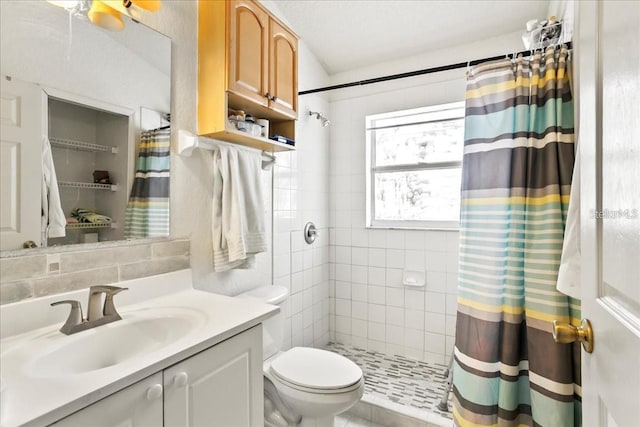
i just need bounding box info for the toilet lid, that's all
[270,347,362,390]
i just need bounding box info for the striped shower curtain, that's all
[453,46,581,426]
[124,128,170,238]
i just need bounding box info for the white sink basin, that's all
[7,306,206,378]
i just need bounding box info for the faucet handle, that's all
[101,286,128,318]
[51,300,84,335]
[87,286,128,321]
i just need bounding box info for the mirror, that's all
[0,0,171,252]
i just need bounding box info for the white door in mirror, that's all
[0,76,44,251]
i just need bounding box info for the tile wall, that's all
[272,88,331,349]
[328,77,466,364]
[0,239,190,305]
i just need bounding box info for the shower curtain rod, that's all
[298,41,573,96]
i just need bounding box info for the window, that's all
[366,102,464,229]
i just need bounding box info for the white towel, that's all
[557,154,581,299]
[212,145,267,271]
[41,137,66,241]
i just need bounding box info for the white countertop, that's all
[0,269,278,427]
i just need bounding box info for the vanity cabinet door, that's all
[228,0,270,107]
[268,19,298,119]
[163,324,263,427]
[51,372,163,427]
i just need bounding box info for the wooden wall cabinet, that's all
[198,0,298,152]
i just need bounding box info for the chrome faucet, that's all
[51,285,128,335]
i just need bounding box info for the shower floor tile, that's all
[325,343,453,424]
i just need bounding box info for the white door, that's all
[163,325,264,427]
[51,372,164,426]
[578,1,640,427]
[0,76,43,250]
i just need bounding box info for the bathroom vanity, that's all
[0,269,278,427]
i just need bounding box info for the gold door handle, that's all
[552,319,594,353]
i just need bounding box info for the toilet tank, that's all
[238,285,289,360]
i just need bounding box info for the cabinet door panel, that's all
[164,325,263,427]
[51,373,163,427]
[269,20,298,118]
[228,1,269,106]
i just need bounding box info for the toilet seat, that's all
[269,347,363,394]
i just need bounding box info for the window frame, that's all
[365,101,465,230]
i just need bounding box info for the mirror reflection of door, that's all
[0,77,43,249]
[0,0,171,251]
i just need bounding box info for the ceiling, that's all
[274,0,549,75]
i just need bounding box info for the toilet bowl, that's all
[239,286,364,427]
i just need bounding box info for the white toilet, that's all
[239,286,364,427]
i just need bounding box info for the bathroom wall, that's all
[327,34,525,364]
[264,1,332,350]
[0,239,189,304]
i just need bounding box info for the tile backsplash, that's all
[0,239,190,305]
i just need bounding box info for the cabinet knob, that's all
[173,371,189,387]
[265,92,271,99]
[146,384,163,400]
[271,95,278,102]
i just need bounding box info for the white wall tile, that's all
[368,303,386,323]
[405,328,425,350]
[352,283,368,302]
[386,288,404,307]
[405,231,425,250]
[352,318,367,338]
[425,231,448,251]
[368,229,387,248]
[385,249,405,269]
[368,285,386,305]
[336,298,352,317]
[368,322,386,342]
[405,250,425,270]
[367,266,386,286]
[386,230,405,249]
[351,228,368,247]
[425,292,446,314]
[385,268,403,287]
[424,312,446,334]
[386,306,405,326]
[446,314,457,337]
[425,250,447,272]
[424,331,446,354]
[352,265,367,284]
[335,281,351,299]
[446,293,458,315]
[368,248,386,267]
[405,309,425,330]
[336,315,351,335]
[335,246,352,264]
[446,272,458,294]
[335,228,352,246]
[351,247,368,266]
[352,301,368,320]
[386,324,404,346]
[405,289,425,310]
[426,271,447,293]
[335,264,351,282]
